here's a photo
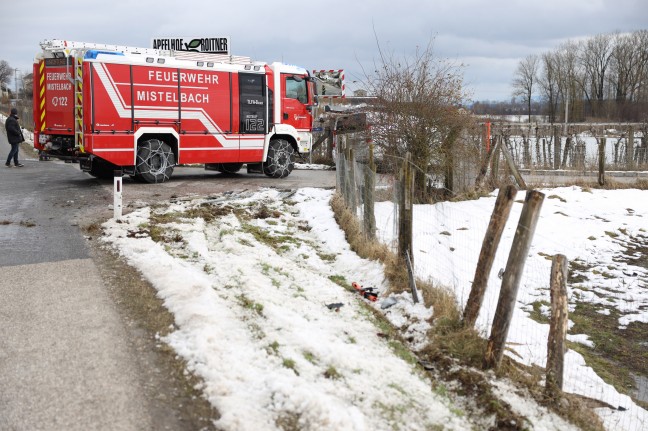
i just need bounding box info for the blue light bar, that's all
[84,50,125,59]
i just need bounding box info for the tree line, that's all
[512,30,648,123]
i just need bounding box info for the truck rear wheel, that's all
[134,139,175,183]
[263,139,294,178]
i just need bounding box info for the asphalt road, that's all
[0,132,336,430]
[0,138,157,430]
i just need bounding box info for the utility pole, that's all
[14,68,19,99]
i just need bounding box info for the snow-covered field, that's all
[102,186,647,430]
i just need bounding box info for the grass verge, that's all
[83,220,220,430]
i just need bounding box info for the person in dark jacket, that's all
[5,107,25,167]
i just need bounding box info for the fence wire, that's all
[336,149,647,431]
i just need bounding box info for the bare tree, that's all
[0,60,12,89]
[633,30,648,104]
[608,31,648,120]
[362,39,471,199]
[637,30,648,106]
[508,30,647,122]
[22,72,33,99]
[538,51,559,123]
[554,41,580,123]
[580,33,613,117]
[512,54,539,123]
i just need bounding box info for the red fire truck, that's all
[33,39,317,182]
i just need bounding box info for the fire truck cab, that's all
[33,39,317,182]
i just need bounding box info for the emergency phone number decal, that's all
[51,96,69,107]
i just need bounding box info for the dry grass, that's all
[330,193,407,295]
[331,192,462,322]
[549,177,648,191]
[590,178,648,190]
[419,280,461,322]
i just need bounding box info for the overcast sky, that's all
[2,0,646,101]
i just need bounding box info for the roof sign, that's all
[151,37,230,55]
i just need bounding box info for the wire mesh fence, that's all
[490,123,648,173]
[336,147,648,431]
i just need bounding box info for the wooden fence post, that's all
[500,143,527,190]
[490,135,501,187]
[484,190,545,370]
[627,127,635,169]
[337,148,346,196]
[546,254,569,400]
[553,126,561,169]
[598,136,606,186]
[398,153,414,262]
[541,137,547,167]
[463,185,518,328]
[311,128,331,153]
[363,144,377,238]
[523,128,531,168]
[326,125,334,161]
[561,135,571,168]
[345,148,357,212]
[475,137,499,189]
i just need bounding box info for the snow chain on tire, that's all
[135,139,175,183]
[263,139,295,178]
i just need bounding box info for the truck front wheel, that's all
[263,139,294,178]
[134,139,175,183]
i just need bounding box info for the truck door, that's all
[281,74,312,131]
